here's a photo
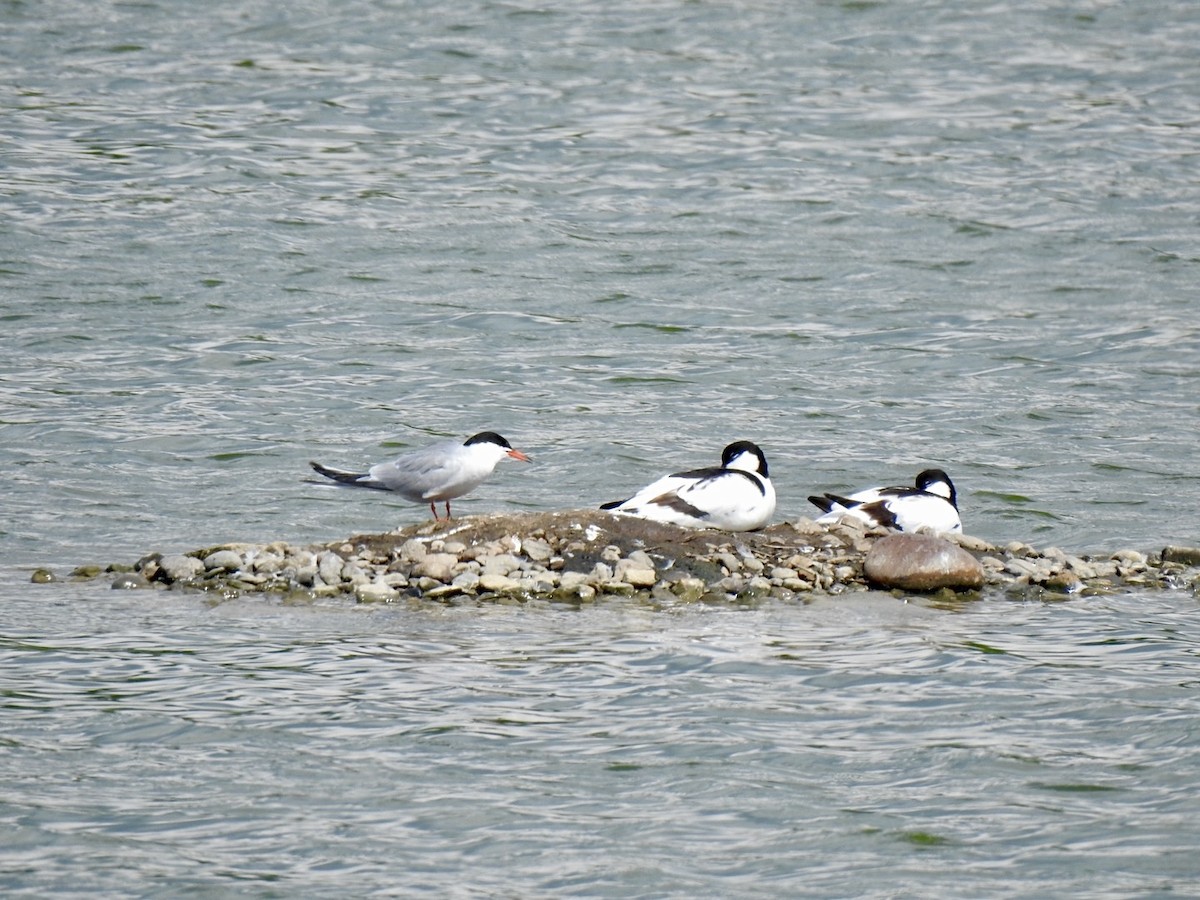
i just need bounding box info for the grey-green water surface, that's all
[3,0,1200,895]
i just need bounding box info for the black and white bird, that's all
[808,468,961,534]
[310,431,530,520]
[600,441,776,532]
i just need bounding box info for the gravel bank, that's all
[36,511,1200,605]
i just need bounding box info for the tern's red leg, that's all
[429,502,439,520]
[444,501,452,519]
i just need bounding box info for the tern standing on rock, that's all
[600,440,776,532]
[310,431,531,520]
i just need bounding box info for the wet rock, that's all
[413,552,458,583]
[1162,546,1200,566]
[356,582,399,603]
[203,549,244,572]
[481,553,522,577]
[348,563,375,587]
[31,568,57,584]
[398,539,427,563]
[479,573,522,593]
[250,552,284,575]
[316,550,344,585]
[864,533,984,592]
[112,572,152,590]
[614,558,657,587]
[523,538,553,562]
[158,554,205,583]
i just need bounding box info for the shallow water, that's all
[3,0,1200,895]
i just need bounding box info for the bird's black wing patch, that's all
[649,492,709,520]
[855,500,899,530]
[808,494,836,514]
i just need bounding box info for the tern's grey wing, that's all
[368,440,461,500]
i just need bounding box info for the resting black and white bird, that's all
[808,468,961,534]
[600,441,776,532]
[310,431,530,520]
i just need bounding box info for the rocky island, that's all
[40,510,1200,604]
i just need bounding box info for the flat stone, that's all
[479,573,521,593]
[619,565,658,588]
[481,553,522,576]
[864,533,984,592]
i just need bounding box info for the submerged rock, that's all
[864,533,985,592]
[111,572,152,590]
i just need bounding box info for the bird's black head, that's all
[915,468,956,507]
[464,431,512,449]
[721,440,769,478]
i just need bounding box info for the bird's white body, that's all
[810,469,961,534]
[602,441,775,532]
[310,431,529,520]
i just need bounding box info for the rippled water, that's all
[5,587,1200,896]
[3,0,1200,895]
